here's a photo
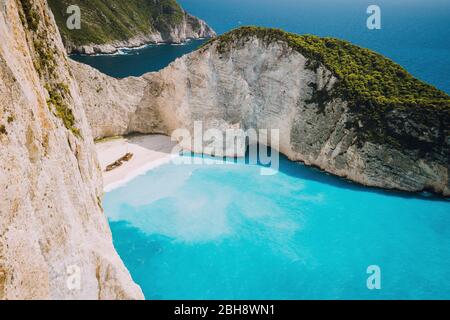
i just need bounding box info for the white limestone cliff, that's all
[0,0,143,299]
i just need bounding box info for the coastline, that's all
[70,37,208,57]
[65,14,217,56]
[96,134,178,192]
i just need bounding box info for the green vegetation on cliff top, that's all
[205,27,449,154]
[205,27,450,110]
[48,0,185,46]
[19,0,80,137]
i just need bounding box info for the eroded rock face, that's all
[66,12,216,55]
[70,61,148,139]
[0,0,143,299]
[161,13,217,44]
[78,36,449,196]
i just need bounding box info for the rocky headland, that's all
[48,0,216,54]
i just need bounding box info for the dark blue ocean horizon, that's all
[72,0,450,94]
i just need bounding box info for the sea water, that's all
[71,39,207,78]
[72,0,450,93]
[104,154,450,299]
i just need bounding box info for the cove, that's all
[104,153,450,300]
[70,39,207,78]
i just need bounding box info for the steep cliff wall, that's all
[71,61,149,139]
[77,27,450,196]
[48,0,216,54]
[0,0,143,299]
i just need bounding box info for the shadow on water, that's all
[108,133,448,203]
[107,141,450,300]
[277,154,449,203]
[187,144,449,203]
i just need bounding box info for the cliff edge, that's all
[48,0,216,54]
[0,0,143,299]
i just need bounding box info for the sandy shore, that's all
[95,134,178,192]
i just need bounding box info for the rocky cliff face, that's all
[157,12,217,45]
[77,28,450,196]
[0,0,143,299]
[66,12,216,55]
[48,0,216,55]
[71,61,148,138]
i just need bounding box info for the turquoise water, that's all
[72,0,450,93]
[104,154,450,299]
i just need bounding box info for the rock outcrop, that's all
[0,0,143,299]
[66,13,216,55]
[77,27,450,196]
[71,61,148,139]
[48,0,216,55]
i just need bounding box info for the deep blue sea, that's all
[72,0,450,93]
[71,39,207,78]
[86,0,450,299]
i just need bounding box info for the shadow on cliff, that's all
[127,133,177,154]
